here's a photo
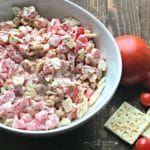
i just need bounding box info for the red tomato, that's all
[140,92,150,107]
[77,27,84,35]
[115,35,150,86]
[135,137,150,150]
[85,88,94,99]
[77,34,88,43]
[72,86,79,103]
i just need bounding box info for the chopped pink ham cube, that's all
[35,110,48,122]
[46,114,59,129]
[0,91,15,105]
[12,116,26,129]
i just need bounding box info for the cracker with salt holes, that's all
[89,77,106,106]
[142,109,150,138]
[104,102,149,144]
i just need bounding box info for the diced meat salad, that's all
[0,6,106,131]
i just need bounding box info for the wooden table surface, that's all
[0,0,150,150]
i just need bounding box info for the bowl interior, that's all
[0,0,122,135]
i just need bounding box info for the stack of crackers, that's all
[104,102,150,144]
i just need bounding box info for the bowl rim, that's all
[0,0,122,135]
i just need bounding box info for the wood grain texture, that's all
[107,0,150,45]
[140,0,150,45]
[107,0,141,37]
[71,0,107,24]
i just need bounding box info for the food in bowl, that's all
[0,6,106,131]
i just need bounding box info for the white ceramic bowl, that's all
[0,0,122,136]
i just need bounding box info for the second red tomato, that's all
[140,92,150,107]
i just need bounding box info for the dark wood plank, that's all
[140,0,150,45]
[71,0,107,24]
[107,0,141,37]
